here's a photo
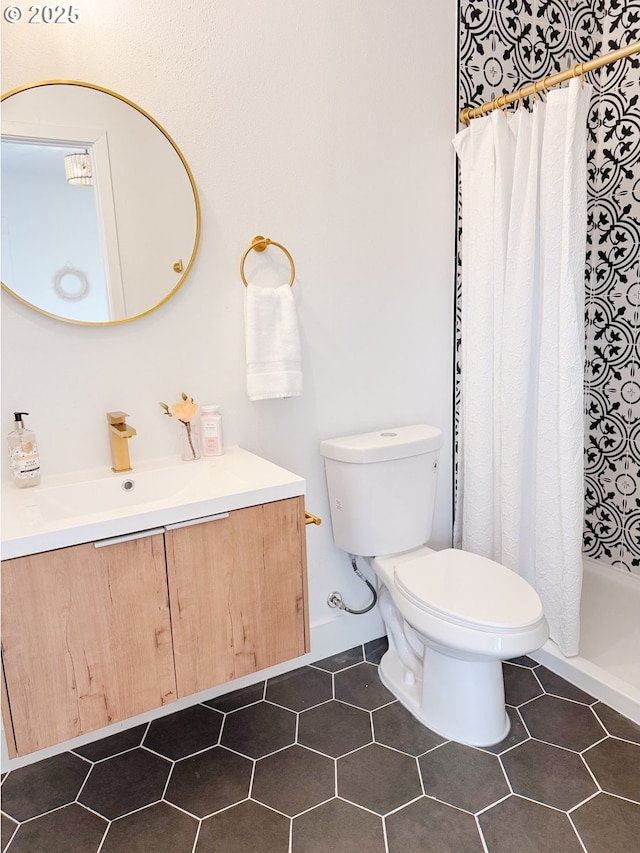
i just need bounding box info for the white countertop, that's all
[1,447,305,560]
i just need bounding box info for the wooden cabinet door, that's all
[1,534,176,756]
[166,496,309,697]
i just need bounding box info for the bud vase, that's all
[179,421,200,461]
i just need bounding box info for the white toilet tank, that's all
[320,424,442,557]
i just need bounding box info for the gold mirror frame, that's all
[1,80,201,326]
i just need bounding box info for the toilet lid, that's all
[394,548,544,630]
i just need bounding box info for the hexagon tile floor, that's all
[2,638,639,853]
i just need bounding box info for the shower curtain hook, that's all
[572,61,585,88]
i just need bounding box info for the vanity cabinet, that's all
[1,496,309,757]
[1,533,176,756]
[167,498,309,696]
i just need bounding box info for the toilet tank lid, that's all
[320,424,442,463]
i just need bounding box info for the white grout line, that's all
[473,792,512,817]
[568,789,601,814]
[475,813,491,853]
[595,789,640,807]
[189,818,202,853]
[94,819,111,853]
[567,810,590,853]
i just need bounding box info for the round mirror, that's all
[1,81,201,325]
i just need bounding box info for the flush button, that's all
[380,432,397,437]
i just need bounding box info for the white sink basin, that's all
[1,448,306,560]
[35,463,209,520]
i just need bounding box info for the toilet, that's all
[320,424,549,747]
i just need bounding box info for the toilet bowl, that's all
[370,546,547,746]
[320,425,549,747]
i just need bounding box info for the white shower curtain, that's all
[453,79,590,656]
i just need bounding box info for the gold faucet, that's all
[107,412,137,473]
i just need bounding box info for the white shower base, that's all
[531,556,640,725]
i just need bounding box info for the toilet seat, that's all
[394,548,544,632]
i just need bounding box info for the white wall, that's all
[2,0,456,681]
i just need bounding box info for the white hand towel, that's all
[244,283,303,400]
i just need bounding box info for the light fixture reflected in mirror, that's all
[64,150,92,185]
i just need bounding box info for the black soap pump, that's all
[8,412,41,488]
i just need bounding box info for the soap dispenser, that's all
[8,412,41,488]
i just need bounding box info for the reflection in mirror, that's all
[1,82,200,325]
[2,139,115,321]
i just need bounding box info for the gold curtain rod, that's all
[460,41,640,125]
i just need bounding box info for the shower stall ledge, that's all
[531,557,640,725]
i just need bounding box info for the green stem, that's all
[185,422,196,459]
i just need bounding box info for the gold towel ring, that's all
[240,235,296,287]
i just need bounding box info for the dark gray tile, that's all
[1,752,91,822]
[481,706,529,755]
[501,739,598,810]
[100,801,197,853]
[78,748,171,820]
[583,737,640,802]
[479,795,584,853]
[165,746,252,818]
[7,644,637,853]
[1,813,18,852]
[364,636,389,665]
[266,666,333,711]
[502,662,543,706]
[418,741,509,814]
[519,694,607,751]
[572,793,640,853]
[506,656,539,668]
[220,701,296,758]
[312,645,364,672]
[252,745,334,817]
[334,662,394,711]
[337,743,421,816]
[535,666,596,704]
[386,796,484,853]
[6,803,106,853]
[72,724,147,762]
[592,702,640,744]
[203,681,265,713]
[143,704,223,760]
[292,797,385,853]
[298,700,372,757]
[373,701,446,756]
[197,800,289,853]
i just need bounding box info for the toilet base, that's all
[379,645,510,747]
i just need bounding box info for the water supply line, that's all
[327,556,378,615]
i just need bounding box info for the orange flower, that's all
[160,393,198,424]
[170,398,198,423]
